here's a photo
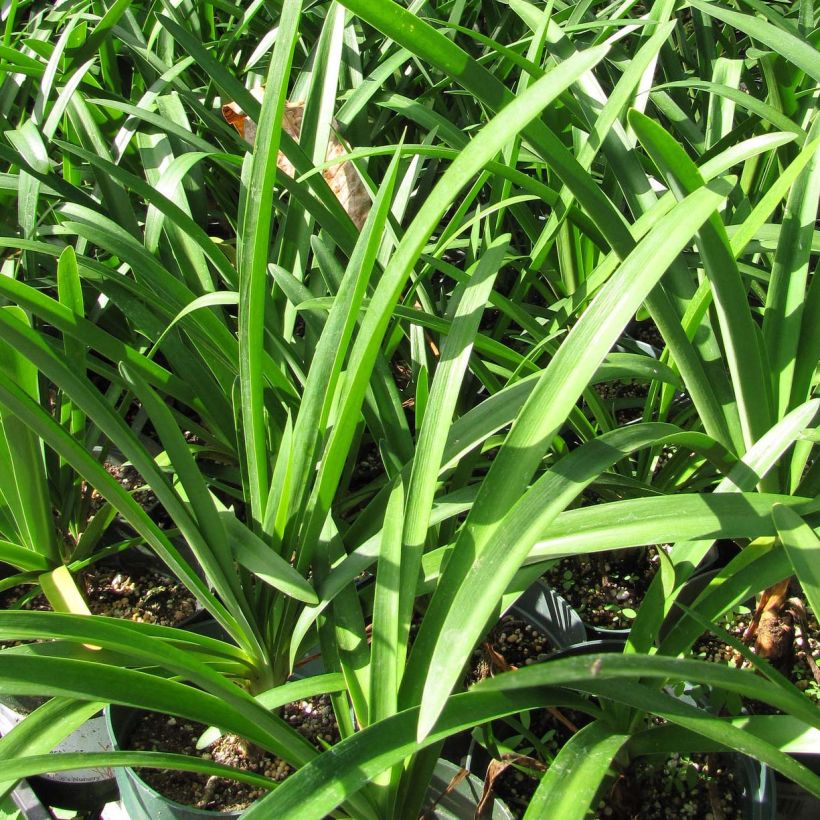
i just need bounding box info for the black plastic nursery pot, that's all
[507,578,587,649]
[106,705,513,819]
[775,769,820,820]
[734,754,777,820]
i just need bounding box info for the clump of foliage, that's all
[0,0,818,818]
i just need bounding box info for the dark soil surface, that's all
[349,441,383,492]
[468,614,554,685]
[89,458,173,528]
[84,564,197,625]
[0,563,196,628]
[126,696,339,812]
[543,548,663,630]
[89,462,154,512]
[594,380,650,425]
[598,752,744,819]
[627,319,665,351]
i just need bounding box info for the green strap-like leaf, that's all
[237,1,303,527]
[220,513,318,605]
[629,109,772,454]
[0,307,59,565]
[773,503,820,621]
[523,722,629,820]
[0,616,317,767]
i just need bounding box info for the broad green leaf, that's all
[524,722,629,820]
[765,115,820,419]
[0,307,59,565]
[773,503,820,620]
[0,614,316,766]
[629,109,772,454]
[219,513,317,605]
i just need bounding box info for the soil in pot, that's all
[124,696,339,812]
[467,614,555,685]
[598,752,748,819]
[626,318,665,351]
[543,547,664,631]
[593,380,650,426]
[83,563,198,626]
[0,562,197,644]
[88,461,157,516]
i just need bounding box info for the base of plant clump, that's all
[106,699,340,818]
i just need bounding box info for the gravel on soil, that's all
[468,615,554,685]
